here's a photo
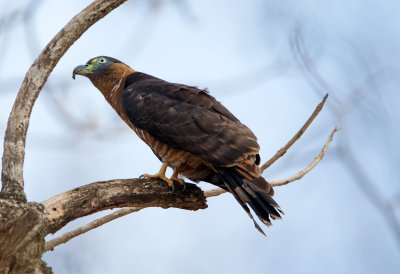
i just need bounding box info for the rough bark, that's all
[43,179,207,234]
[0,201,51,274]
[0,180,206,273]
[0,1,131,273]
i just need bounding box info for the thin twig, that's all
[45,188,231,251]
[44,126,337,250]
[204,188,227,197]
[204,128,336,198]
[45,207,141,252]
[269,127,337,187]
[260,93,328,172]
[45,93,333,251]
[45,184,227,252]
[205,97,332,198]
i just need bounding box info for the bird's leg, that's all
[171,168,187,191]
[170,168,185,185]
[141,162,174,187]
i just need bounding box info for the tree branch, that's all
[43,126,337,251]
[46,184,225,252]
[45,207,141,252]
[203,128,337,198]
[260,93,328,173]
[204,187,227,197]
[269,127,338,186]
[45,186,234,252]
[1,0,128,202]
[204,124,338,198]
[0,205,44,270]
[42,179,207,234]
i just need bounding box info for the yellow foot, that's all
[140,162,175,187]
[170,168,185,185]
[141,173,174,188]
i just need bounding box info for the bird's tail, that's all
[217,168,283,235]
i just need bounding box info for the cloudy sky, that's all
[0,0,399,273]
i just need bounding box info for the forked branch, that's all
[202,127,337,197]
[45,95,336,252]
[45,186,226,252]
[269,127,337,186]
[203,95,334,197]
[260,93,328,172]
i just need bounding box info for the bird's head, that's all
[73,56,124,79]
[73,56,135,102]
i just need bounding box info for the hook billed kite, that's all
[73,56,283,235]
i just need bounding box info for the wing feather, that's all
[122,73,260,167]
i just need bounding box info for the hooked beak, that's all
[72,64,91,79]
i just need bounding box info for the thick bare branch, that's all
[269,127,337,186]
[0,205,43,270]
[45,187,232,252]
[46,185,229,251]
[1,0,128,202]
[46,180,215,252]
[260,93,328,173]
[43,126,337,250]
[45,207,141,252]
[42,179,207,234]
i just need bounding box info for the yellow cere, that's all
[91,58,97,63]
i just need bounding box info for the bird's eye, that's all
[98,58,106,63]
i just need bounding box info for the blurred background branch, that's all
[0,0,398,273]
[290,23,400,249]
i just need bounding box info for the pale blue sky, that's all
[0,0,399,273]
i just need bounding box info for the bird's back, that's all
[122,72,261,169]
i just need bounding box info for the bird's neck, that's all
[89,63,135,116]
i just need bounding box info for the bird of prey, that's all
[73,56,283,235]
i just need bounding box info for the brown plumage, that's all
[73,56,283,235]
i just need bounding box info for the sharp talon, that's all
[182,182,186,191]
[170,176,186,192]
[139,174,145,179]
[140,172,174,188]
[171,177,185,185]
[171,182,176,193]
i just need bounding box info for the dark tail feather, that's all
[218,169,283,235]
